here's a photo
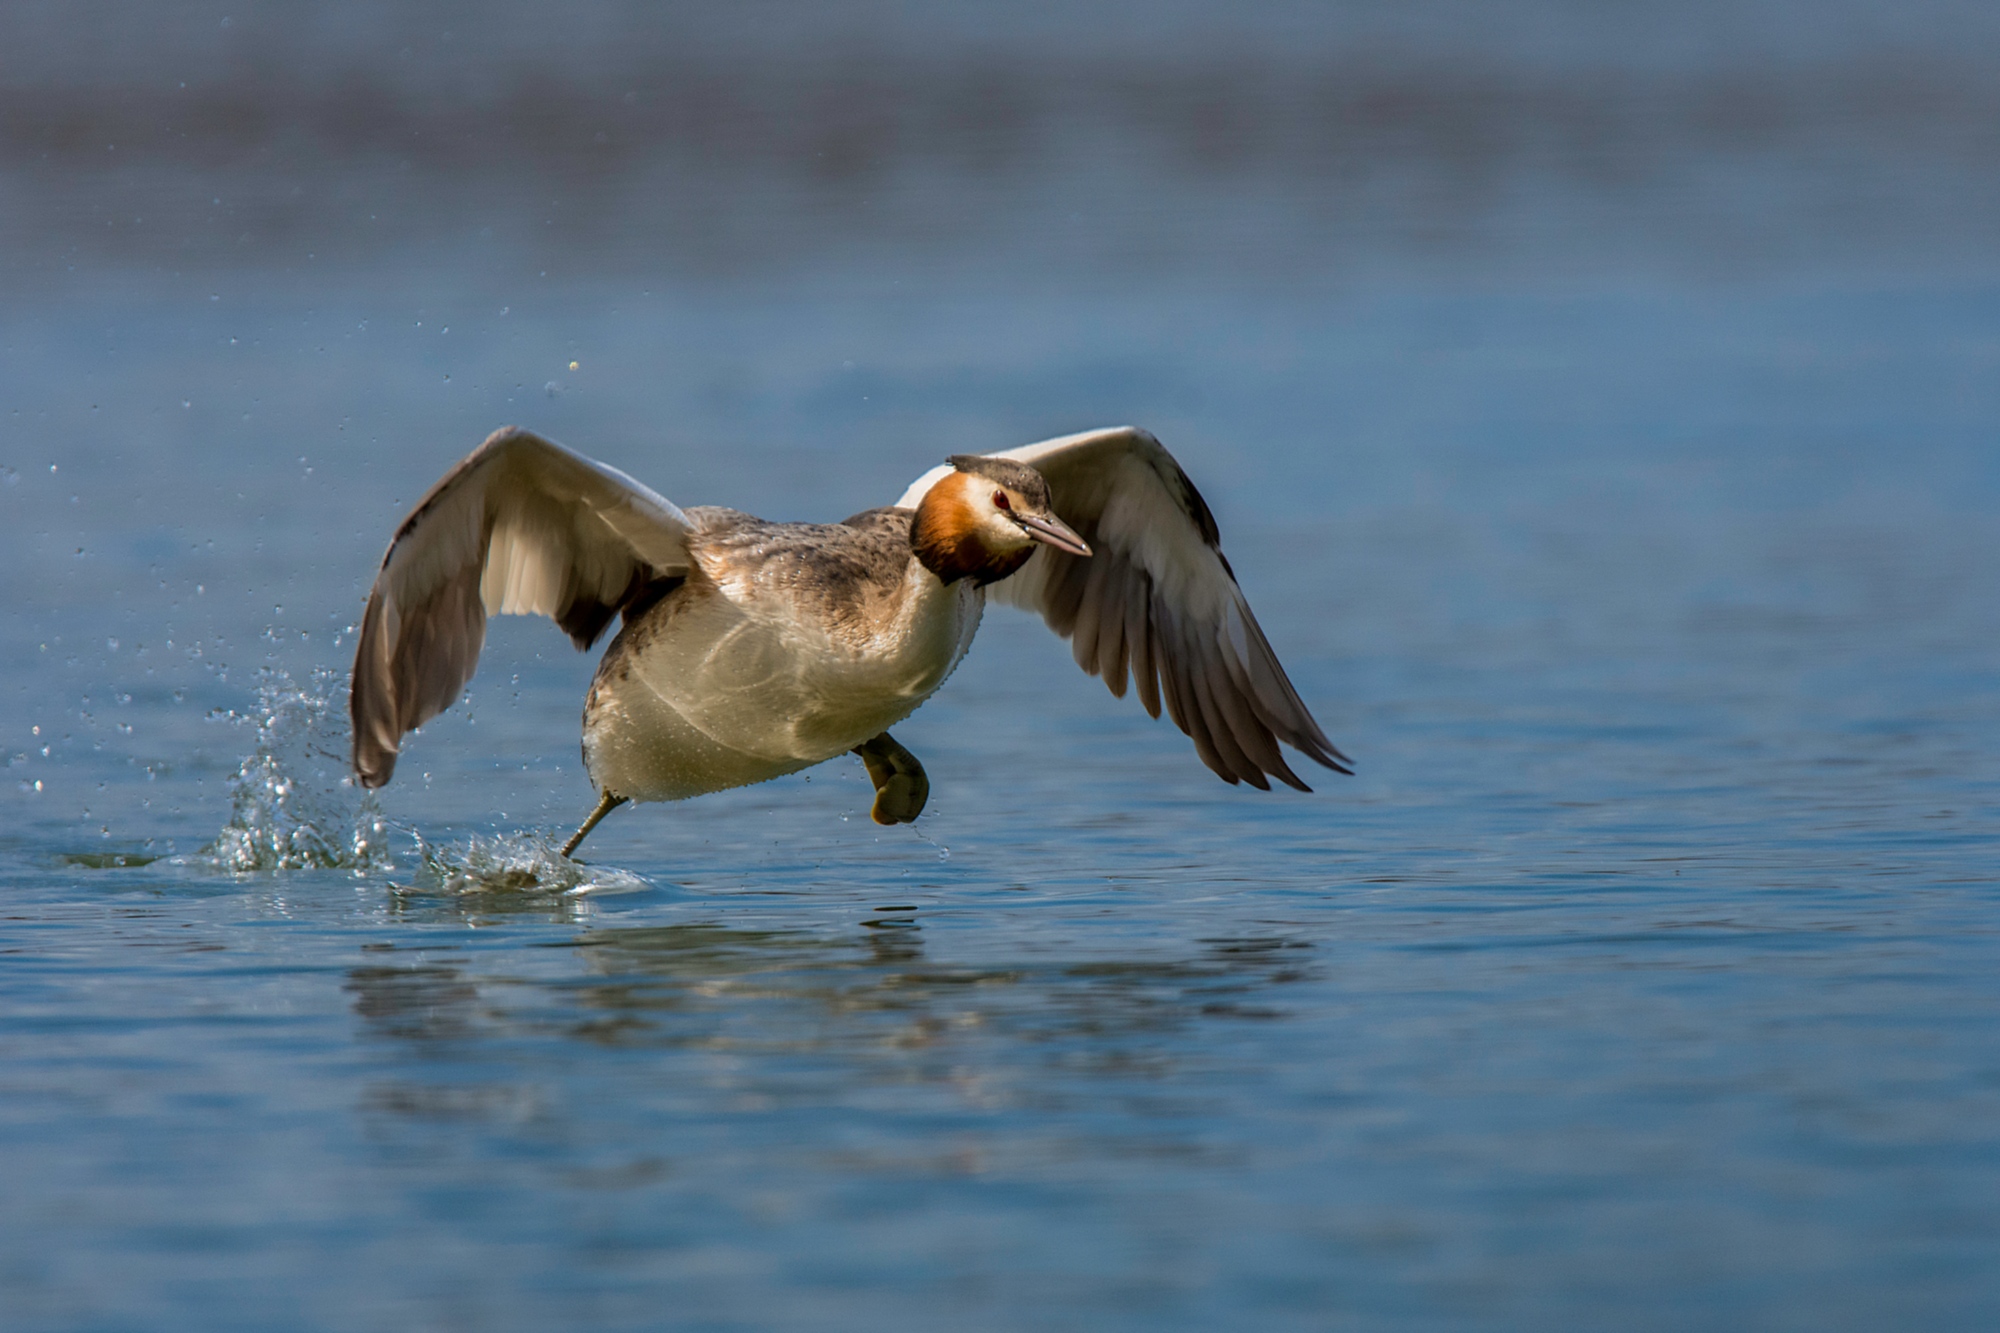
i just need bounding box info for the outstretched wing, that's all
[350,426,694,788]
[899,426,1349,790]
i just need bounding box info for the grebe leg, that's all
[560,789,629,858]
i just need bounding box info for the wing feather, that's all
[350,427,693,788]
[1166,611,1231,782]
[1156,604,1196,746]
[1189,648,1257,788]
[1204,637,1292,789]
[1127,568,1161,719]
[1095,558,1131,698]
[1072,545,1117,679]
[912,425,1349,787]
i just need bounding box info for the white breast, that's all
[582,559,983,802]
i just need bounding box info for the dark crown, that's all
[946,455,1051,508]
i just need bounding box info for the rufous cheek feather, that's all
[911,470,1037,586]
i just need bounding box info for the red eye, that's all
[992,490,1011,511]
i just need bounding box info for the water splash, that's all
[910,824,952,862]
[395,829,649,898]
[195,665,393,873]
[187,663,646,894]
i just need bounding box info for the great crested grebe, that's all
[349,425,1349,855]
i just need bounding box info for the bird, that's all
[349,424,1350,857]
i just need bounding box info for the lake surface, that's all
[6,5,2000,1329]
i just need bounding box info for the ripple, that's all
[392,829,650,898]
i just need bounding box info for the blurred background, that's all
[9,0,2000,288]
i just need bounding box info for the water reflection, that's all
[345,944,484,1043]
[345,917,1319,1117]
[561,921,1316,1049]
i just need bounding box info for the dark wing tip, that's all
[350,694,399,787]
[350,724,399,788]
[1172,465,1223,550]
[1288,734,1353,777]
[1306,733,1355,773]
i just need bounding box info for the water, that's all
[6,5,2000,1330]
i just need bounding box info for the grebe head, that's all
[912,456,1091,584]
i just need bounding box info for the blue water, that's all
[7,5,2000,1327]
[4,269,1996,1331]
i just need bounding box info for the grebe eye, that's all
[992,490,1011,511]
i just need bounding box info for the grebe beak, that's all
[1018,512,1091,557]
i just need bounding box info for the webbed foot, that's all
[851,732,929,825]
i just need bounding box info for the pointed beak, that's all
[1018,512,1091,557]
